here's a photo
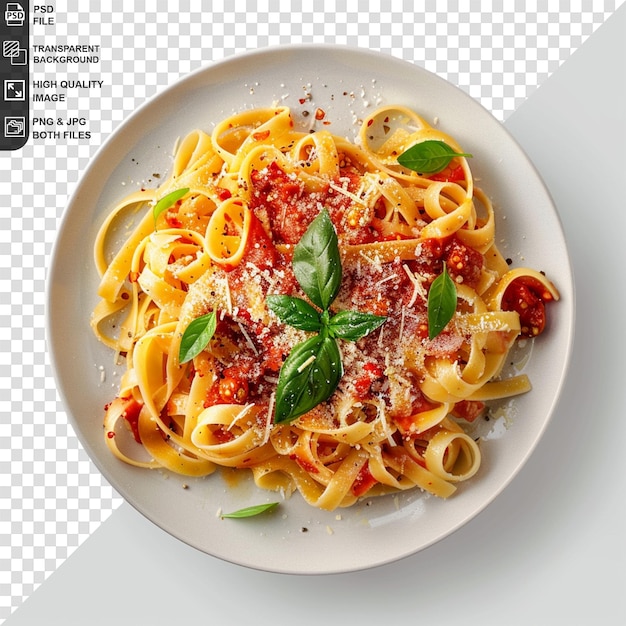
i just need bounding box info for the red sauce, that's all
[352,462,378,497]
[211,427,235,444]
[249,161,377,246]
[118,397,143,444]
[109,161,552,449]
[290,453,319,475]
[393,394,438,433]
[207,162,490,430]
[249,162,309,244]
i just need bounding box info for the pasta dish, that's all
[91,105,558,511]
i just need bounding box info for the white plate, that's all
[47,44,574,574]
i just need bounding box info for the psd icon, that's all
[4,3,25,26]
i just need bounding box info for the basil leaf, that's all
[427,264,457,339]
[179,311,217,363]
[153,187,190,226]
[328,310,387,342]
[266,295,322,332]
[292,209,342,310]
[221,502,279,519]
[397,140,472,175]
[274,334,343,424]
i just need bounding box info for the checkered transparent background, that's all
[1,0,621,621]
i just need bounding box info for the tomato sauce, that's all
[174,161,550,445]
[414,236,483,289]
[249,161,377,246]
[116,396,143,444]
[201,162,492,431]
[352,462,378,497]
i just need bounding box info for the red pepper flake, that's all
[252,130,271,141]
[107,431,116,439]
[315,108,326,121]
[367,118,374,127]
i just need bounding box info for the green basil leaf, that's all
[327,310,387,342]
[221,502,279,519]
[274,333,342,424]
[266,295,322,332]
[427,264,457,339]
[397,140,472,175]
[153,187,190,226]
[292,209,342,310]
[179,311,217,363]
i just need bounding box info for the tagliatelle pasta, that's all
[92,104,559,510]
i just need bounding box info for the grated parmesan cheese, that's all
[297,355,317,373]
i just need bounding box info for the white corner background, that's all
[1,1,624,623]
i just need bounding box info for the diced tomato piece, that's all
[502,276,553,337]
[353,362,384,397]
[452,400,485,422]
[218,375,249,404]
[414,236,483,289]
[429,163,465,183]
[445,239,483,288]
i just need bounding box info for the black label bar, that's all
[1,1,29,150]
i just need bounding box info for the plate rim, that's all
[45,42,575,574]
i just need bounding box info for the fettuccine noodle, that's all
[92,105,558,510]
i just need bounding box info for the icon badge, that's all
[2,39,27,65]
[4,78,25,101]
[4,116,25,137]
[4,3,25,27]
